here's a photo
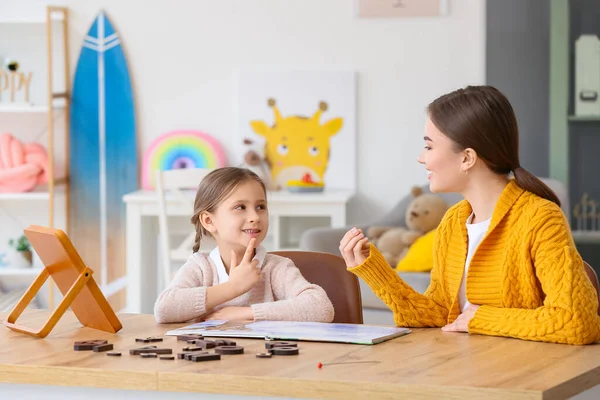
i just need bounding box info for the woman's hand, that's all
[228,238,262,296]
[205,306,254,321]
[441,305,480,333]
[339,227,370,268]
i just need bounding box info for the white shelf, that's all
[0,268,41,277]
[0,191,50,201]
[0,184,65,201]
[0,13,64,24]
[572,230,600,244]
[568,115,600,122]
[0,105,51,113]
[0,101,66,113]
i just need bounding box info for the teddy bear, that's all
[367,186,448,267]
[239,137,273,189]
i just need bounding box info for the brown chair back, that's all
[583,261,600,316]
[271,251,363,324]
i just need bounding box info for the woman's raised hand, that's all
[339,227,370,268]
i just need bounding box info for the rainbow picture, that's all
[142,130,227,189]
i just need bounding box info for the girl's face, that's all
[203,180,269,253]
[417,118,467,194]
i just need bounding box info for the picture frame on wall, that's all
[356,0,449,18]
[235,70,357,192]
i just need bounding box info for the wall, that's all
[2,0,486,225]
[486,0,550,177]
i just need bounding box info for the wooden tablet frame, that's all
[4,225,122,338]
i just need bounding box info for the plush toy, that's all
[0,133,49,193]
[368,186,448,268]
[239,138,272,189]
[395,229,436,272]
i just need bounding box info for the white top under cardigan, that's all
[458,213,491,312]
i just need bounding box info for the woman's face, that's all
[417,118,467,193]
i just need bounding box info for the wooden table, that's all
[1,310,600,399]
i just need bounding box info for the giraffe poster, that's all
[236,70,356,191]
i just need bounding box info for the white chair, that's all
[155,168,212,290]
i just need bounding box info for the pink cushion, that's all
[0,133,49,193]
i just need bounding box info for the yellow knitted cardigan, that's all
[350,180,600,345]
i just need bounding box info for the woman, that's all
[340,85,600,345]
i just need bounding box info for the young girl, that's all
[154,167,334,324]
[340,85,600,345]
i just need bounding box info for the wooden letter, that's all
[18,72,33,103]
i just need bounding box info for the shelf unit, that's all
[550,0,600,185]
[0,6,70,309]
[568,115,600,122]
[549,0,600,246]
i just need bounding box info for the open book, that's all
[165,320,410,345]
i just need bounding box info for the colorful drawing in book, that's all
[142,130,227,189]
[249,98,343,190]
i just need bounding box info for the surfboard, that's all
[69,11,137,307]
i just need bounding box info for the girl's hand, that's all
[441,305,480,333]
[339,227,370,268]
[205,306,254,321]
[228,238,262,295]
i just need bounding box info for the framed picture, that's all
[356,0,449,18]
[236,70,356,191]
